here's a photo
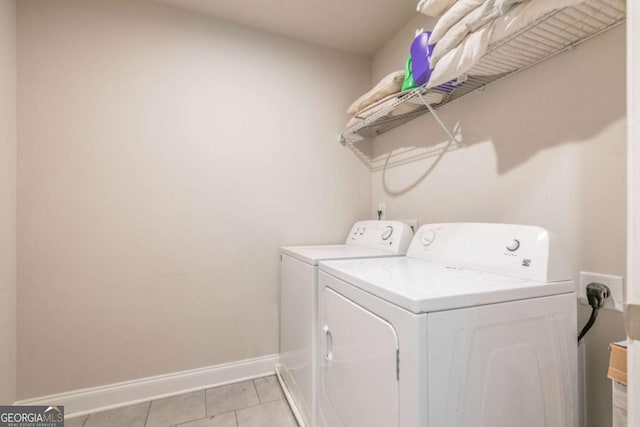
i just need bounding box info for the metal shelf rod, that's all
[417,93,463,150]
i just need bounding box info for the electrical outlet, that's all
[578,271,624,312]
[397,219,419,234]
[377,203,386,220]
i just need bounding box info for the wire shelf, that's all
[338,0,626,146]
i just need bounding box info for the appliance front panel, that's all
[279,254,315,426]
[320,287,399,427]
[427,293,578,427]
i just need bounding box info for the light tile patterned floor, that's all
[64,376,297,427]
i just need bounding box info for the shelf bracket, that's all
[417,92,463,150]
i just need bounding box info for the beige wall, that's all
[14,2,628,424]
[17,0,371,399]
[371,19,626,427]
[0,0,16,405]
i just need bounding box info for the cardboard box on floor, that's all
[608,341,627,427]
[608,341,627,385]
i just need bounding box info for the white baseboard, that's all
[15,354,279,418]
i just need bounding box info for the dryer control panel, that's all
[346,221,414,254]
[407,223,572,282]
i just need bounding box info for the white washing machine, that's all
[318,223,578,427]
[278,220,414,427]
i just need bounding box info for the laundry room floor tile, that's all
[63,376,295,427]
[146,390,206,427]
[205,380,260,417]
[235,400,296,427]
[84,402,150,427]
[177,411,238,427]
[253,376,283,403]
[63,415,88,427]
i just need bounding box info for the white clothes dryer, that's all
[278,220,414,427]
[318,223,578,427]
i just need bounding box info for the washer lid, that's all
[319,257,574,313]
[281,245,403,266]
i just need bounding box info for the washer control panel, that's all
[346,221,414,254]
[407,223,571,282]
[381,226,393,241]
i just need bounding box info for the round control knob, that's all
[421,230,436,246]
[506,239,520,252]
[353,227,359,235]
[359,227,366,235]
[381,226,393,241]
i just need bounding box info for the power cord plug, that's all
[578,282,611,342]
[586,282,610,310]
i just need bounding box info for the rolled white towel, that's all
[347,70,405,115]
[430,0,529,67]
[430,0,486,45]
[416,0,458,17]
